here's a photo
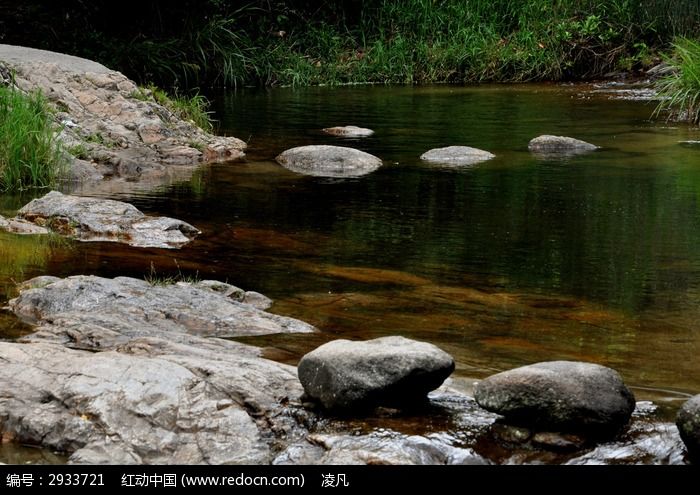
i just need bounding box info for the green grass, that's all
[67,143,90,160]
[6,1,700,88]
[0,85,65,191]
[133,84,213,132]
[653,38,700,124]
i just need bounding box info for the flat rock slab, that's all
[276,145,382,178]
[322,126,375,137]
[0,272,325,464]
[420,146,495,166]
[528,135,598,155]
[12,190,198,249]
[10,275,316,339]
[0,339,303,464]
[676,395,700,457]
[474,361,635,436]
[297,336,455,410]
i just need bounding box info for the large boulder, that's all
[528,135,598,154]
[276,145,382,178]
[12,190,198,248]
[474,361,635,436]
[0,339,304,464]
[0,274,322,464]
[420,146,495,166]
[0,44,246,185]
[297,336,455,410]
[322,126,374,137]
[676,395,700,457]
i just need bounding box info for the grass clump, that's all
[134,84,213,132]
[145,261,200,286]
[0,85,64,191]
[654,38,700,124]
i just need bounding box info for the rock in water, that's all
[322,126,375,137]
[676,395,700,457]
[474,361,635,436]
[14,190,199,248]
[10,275,316,338]
[420,146,495,166]
[528,135,598,154]
[276,145,382,178]
[297,336,455,410]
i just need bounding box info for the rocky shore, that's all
[0,44,246,189]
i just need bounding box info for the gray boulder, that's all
[474,361,635,436]
[676,395,700,457]
[297,336,455,410]
[14,190,199,248]
[322,126,375,137]
[420,146,495,166]
[276,145,382,178]
[0,273,324,464]
[528,135,598,154]
[0,44,246,186]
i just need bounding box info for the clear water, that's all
[4,83,700,422]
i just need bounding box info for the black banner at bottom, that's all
[0,464,689,491]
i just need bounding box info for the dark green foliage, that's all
[1,1,700,87]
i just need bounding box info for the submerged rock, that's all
[528,135,598,155]
[12,190,199,249]
[676,395,700,457]
[274,433,488,465]
[297,336,455,410]
[276,145,382,178]
[420,146,495,166]
[322,126,375,137]
[474,361,635,437]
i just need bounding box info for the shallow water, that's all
[2,83,700,462]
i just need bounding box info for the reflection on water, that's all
[2,84,700,422]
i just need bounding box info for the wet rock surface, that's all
[676,394,700,457]
[420,146,495,166]
[322,126,375,137]
[528,135,599,155]
[10,275,316,338]
[276,145,382,177]
[297,336,455,410]
[0,44,246,185]
[474,361,636,437]
[3,191,199,249]
[0,275,316,464]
